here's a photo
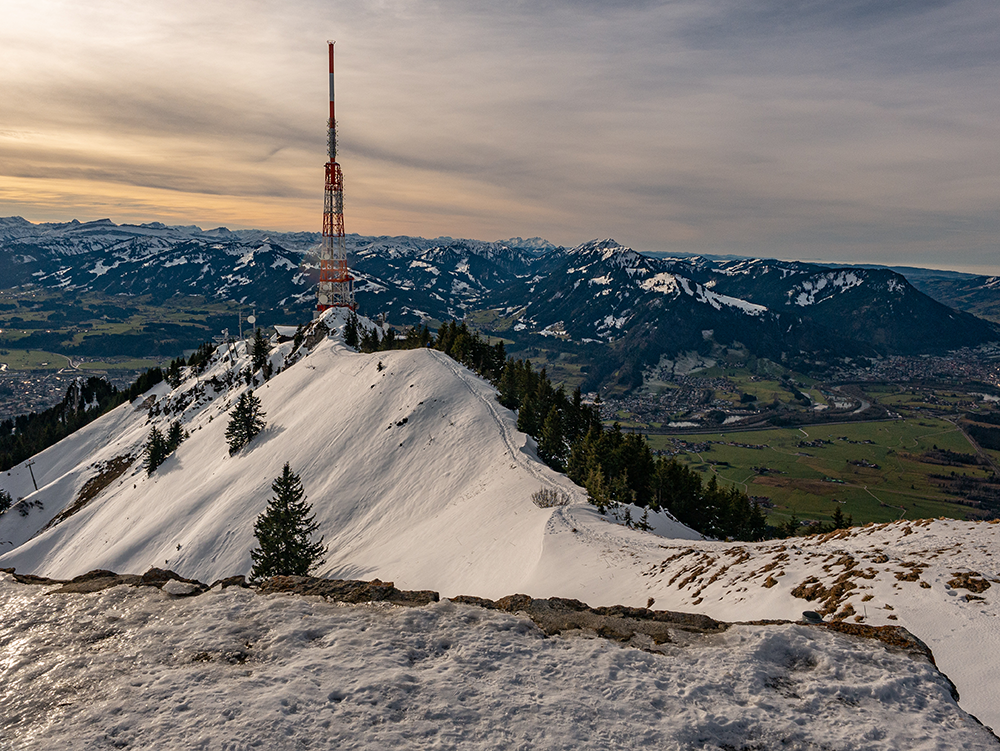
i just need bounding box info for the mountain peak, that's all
[569,238,631,254]
[567,239,646,269]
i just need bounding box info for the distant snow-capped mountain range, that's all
[2,217,999,390]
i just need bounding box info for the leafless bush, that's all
[531,487,571,508]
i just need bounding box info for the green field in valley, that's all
[648,417,994,528]
[0,289,244,360]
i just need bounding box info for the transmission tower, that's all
[316,41,355,313]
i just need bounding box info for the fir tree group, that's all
[226,390,267,455]
[144,419,186,475]
[249,462,326,583]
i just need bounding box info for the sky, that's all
[2,0,999,273]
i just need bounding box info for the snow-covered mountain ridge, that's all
[1,308,1000,736]
[3,217,997,377]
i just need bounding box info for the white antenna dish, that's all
[247,315,257,325]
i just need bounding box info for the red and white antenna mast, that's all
[316,40,355,313]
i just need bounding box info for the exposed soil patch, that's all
[791,574,858,618]
[894,562,929,582]
[948,571,992,593]
[43,453,136,531]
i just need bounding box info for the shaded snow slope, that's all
[3,576,996,751]
[2,309,1000,732]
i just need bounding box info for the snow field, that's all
[1,575,995,751]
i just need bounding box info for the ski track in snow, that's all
[428,349,556,491]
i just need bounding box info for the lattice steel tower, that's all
[316,41,355,313]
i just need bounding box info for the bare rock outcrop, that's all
[257,575,439,606]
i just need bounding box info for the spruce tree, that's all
[0,488,12,514]
[252,328,272,373]
[166,420,185,453]
[381,326,396,350]
[537,405,566,471]
[585,465,610,513]
[516,391,539,436]
[344,312,360,349]
[144,426,168,475]
[249,462,326,582]
[608,470,636,507]
[226,390,267,455]
[360,326,379,353]
[497,361,520,410]
[165,358,184,388]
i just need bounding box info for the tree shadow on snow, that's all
[235,425,287,457]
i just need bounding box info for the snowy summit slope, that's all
[0,310,598,597]
[2,309,1000,737]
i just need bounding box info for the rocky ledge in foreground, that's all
[4,568,940,665]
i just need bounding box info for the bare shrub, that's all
[531,487,571,508]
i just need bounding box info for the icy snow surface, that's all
[2,575,995,751]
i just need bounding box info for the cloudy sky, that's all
[2,0,999,271]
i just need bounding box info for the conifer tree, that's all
[249,462,326,582]
[585,465,610,513]
[252,328,272,373]
[144,425,168,475]
[166,420,185,453]
[637,506,651,531]
[517,391,539,436]
[381,326,397,350]
[537,405,566,470]
[743,501,769,541]
[497,361,520,410]
[360,326,379,353]
[0,488,12,514]
[165,357,184,388]
[344,312,360,349]
[608,470,636,507]
[226,390,267,455]
[782,512,800,538]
